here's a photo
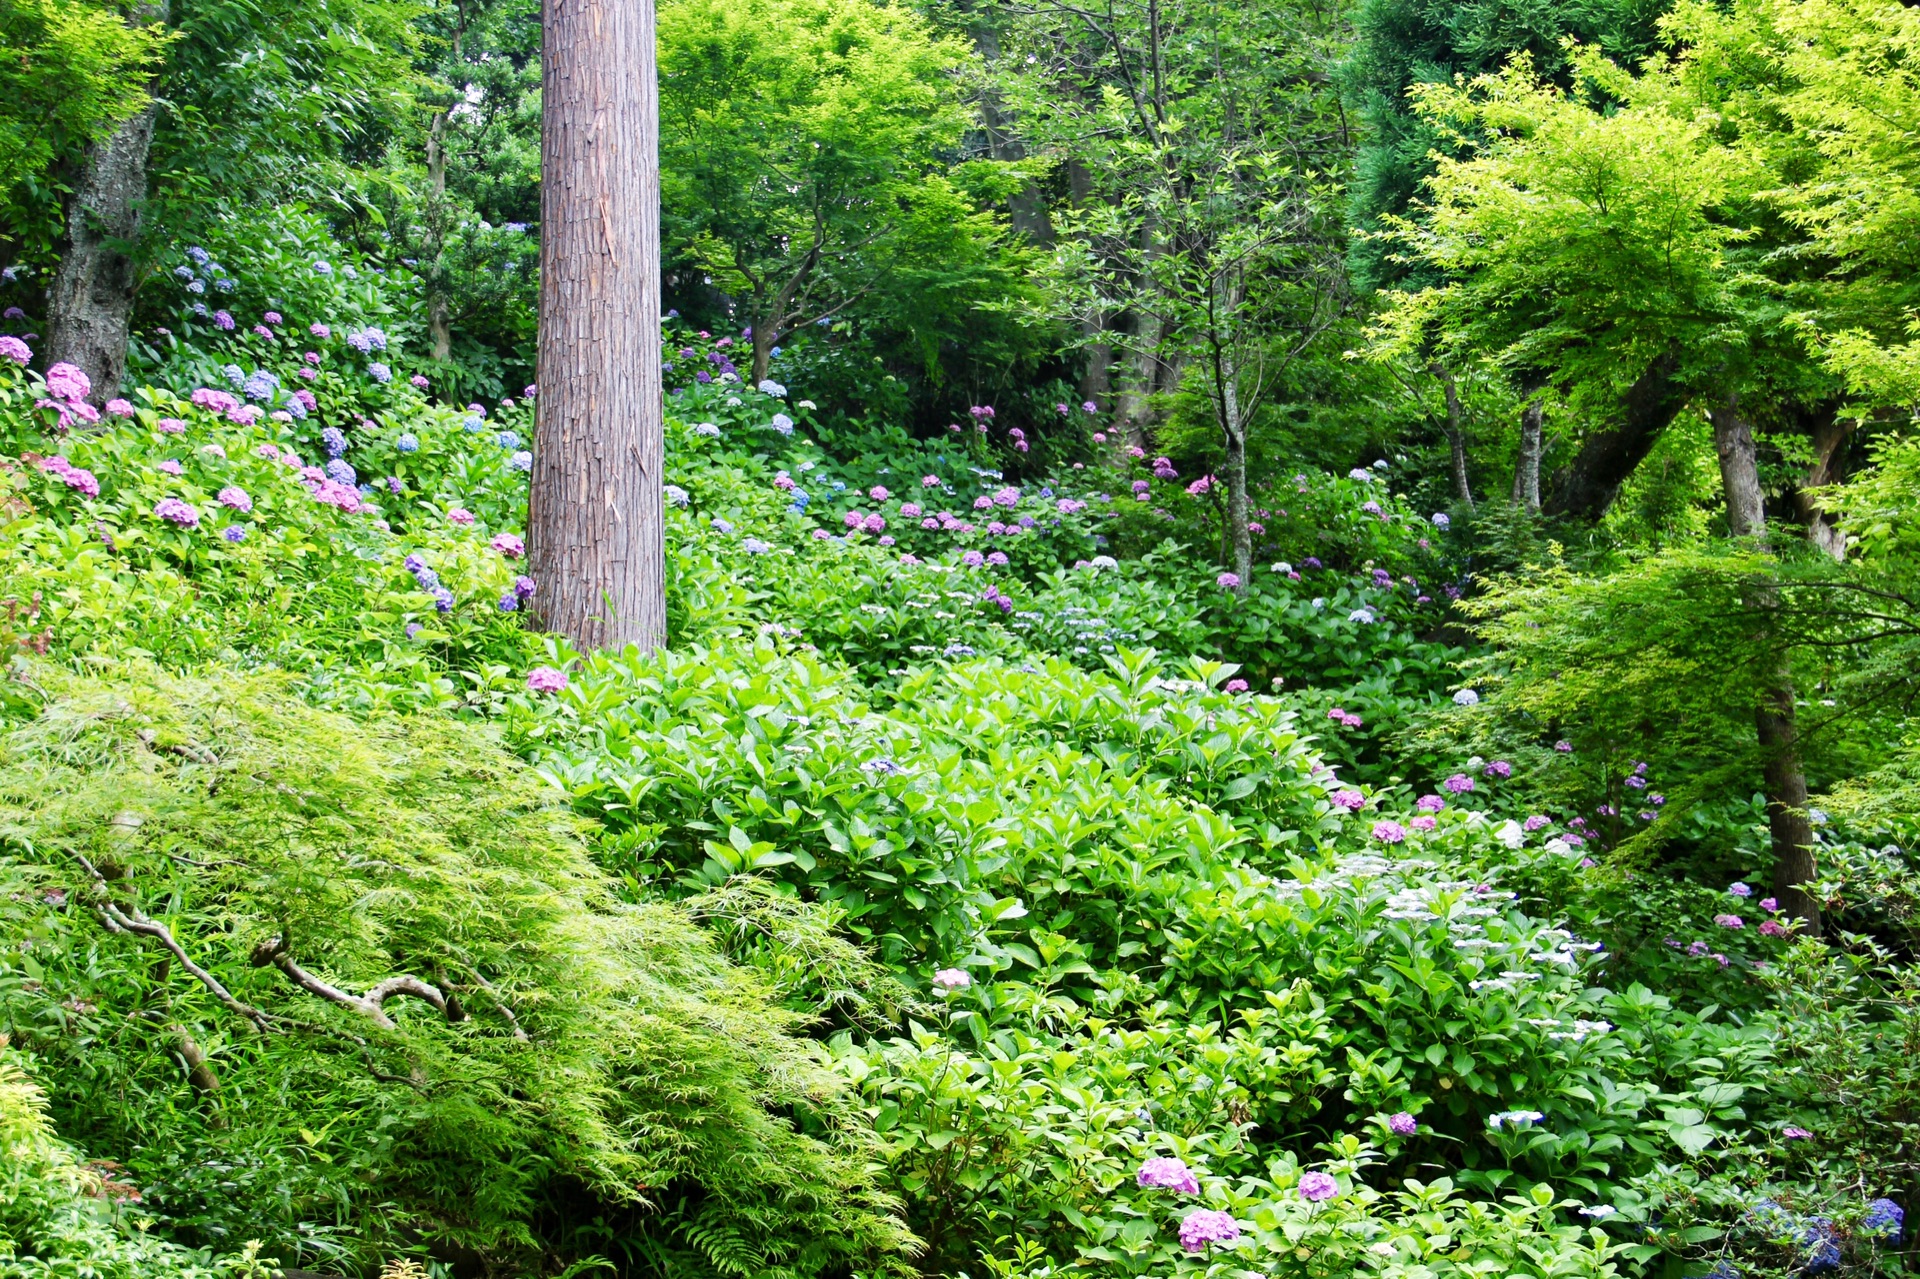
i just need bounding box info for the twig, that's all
[252,937,466,1031]
[72,851,274,1034]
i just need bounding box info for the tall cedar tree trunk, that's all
[1709,395,1821,934]
[45,0,168,402]
[1512,394,1544,510]
[424,18,465,363]
[529,0,666,651]
[1430,363,1473,509]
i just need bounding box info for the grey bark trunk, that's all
[530,0,666,652]
[45,0,168,403]
[1512,396,1544,511]
[1430,363,1473,509]
[1709,394,1821,935]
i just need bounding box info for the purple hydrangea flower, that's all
[1388,1112,1418,1136]
[223,525,247,543]
[1444,773,1475,794]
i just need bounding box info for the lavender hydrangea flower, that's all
[1136,1157,1200,1194]
[223,525,247,543]
[1387,1112,1418,1136]
[321,426,348,457]
[1178,1209,1239,1254]
[368,362,392,384]
[1297,1172,1339,1203]
[217,486,252,512]
[325,459,356,486]
[153,497,200,528]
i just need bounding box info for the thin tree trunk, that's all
[45,0,167,403]
[1709,394,1821,935]
[1117,216,1163,449]
[530,0,666,653]
[1222,359,1251,591]
[1512,394,1544,511]
[1430,363,1473,510]
[1067,162,1111,407]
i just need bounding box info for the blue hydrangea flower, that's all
[1865,1198,1904,1240]
[395,433,419,454]
[508,450,532,471]
[187,279,206,295]
[498,592,520,612]
[213,277,235,292]
[173,265,195,281]
[186,246,210,265]
[223,364,246,388]
[325,458,356,486]
[243,370,278,400]
[223,525,246,543]
[321,427,348,457]
[432,586,454,613]
[495,430,520,450]
[368,362,392,384]
[463,414,486,432]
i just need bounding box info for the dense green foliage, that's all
[5,0,1920,1271]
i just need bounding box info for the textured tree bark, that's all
[1511,395,1544,511]
[1429,363,1473,509]
[1544,346,1688,522]
[44,0,167,402]
[1709,394,1821,935]
[530,0,666,653]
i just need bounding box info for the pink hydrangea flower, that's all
[1410,815,1436,831]
[1444,774,1475,794]
[869,485,889,501]
[491,533,525,558]
[526,666,569,694]
[1224,679,1248,693]
[45,362,91,402]
[157,417,186,434]
[104,398,135,417]
[158,459,184,475]
[217,486,252,512]
[931,968,970,991]
[1330,789,1365,811]
[1416,795,1446,813]
[0,336,31,365]
[448,508,475,525]
[1714,914,1744,929]
[1216,572,1241,588]
[1372,820,1408,843]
